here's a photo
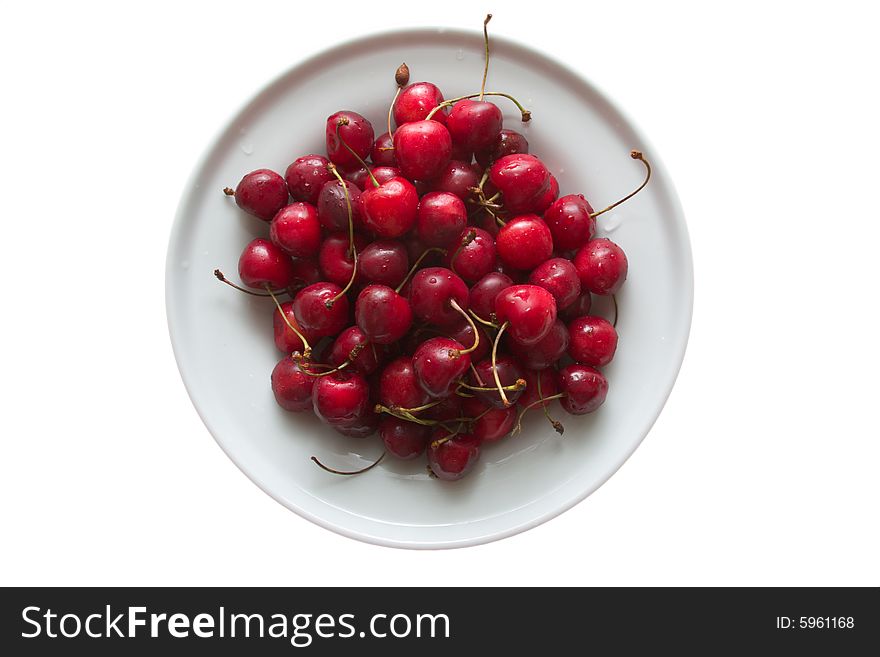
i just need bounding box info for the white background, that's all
[1,0,877,586]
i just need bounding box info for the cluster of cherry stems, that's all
[216,16,650,481]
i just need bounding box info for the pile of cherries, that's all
[215,16,650,481]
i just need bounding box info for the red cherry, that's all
[413,337,471,398]
[269,202,321,258]
[574,238,628,295]
[332,411,379,438]
[359,177,419,238]
[446,318,490,363]
[354,284,413,344]
[285,155,334,205]
[559,292,593,322]
[427,429,481,481]
[292,282,350,338]
[317,179,362,232]
[357,240,409,288]
[470,355,525,408]
[474,128,529,168]
[379,357,431,409]
[238,238,295,290]
[393,82,448,126]
[518,368,561,410]
[446,99,503,152]
[416,191,467,247]
[568,316,618,367]
[271,356,315,412]
[326,111,374,168]
[508,319,569,370]
[489,154,551,213]
[392,120,453,181]
[380,417,429,459]
[228,169,289,221]
[318,232,367,288]
[446,227,497,283]
[543,194,596,251]
[370,132,397,166]
[273,301,316,354]
[532,174,559,214]
[495,215,554,271]
[559,364,608,415]
[289,258,322,290]
[468,272,513,320]
[312,371,370,425]
[428,160,481,201]
[494,284,557,346]
[528,257,582,310]
[408,267,469,327]
[371,166,402,185]
[328,326,385,376]
[461,397,516,442]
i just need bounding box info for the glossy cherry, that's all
[226,169,289,221]
[288,258,322,290]
[558,291,593,322]
[292,282,350,338]
[475,128,529,167]
[427,428,481,481]
[355,284,413,344]
[413,337,471,398]
[380,417,429,459]
[408,267,469,327]
[508,319,569,370]
[317,179,362,232]
[269,202,321,258]
[325,111,374,168]
[328,326,384,375]
[447,318,490,364]
[370,132,397,167]
[568,316,618,367]
[416,192,467,247]
[574,238,628,295]
[470,355,525,408]
[461,397,516,442]
[558,364,608,415]
[273,301,315,354]
[359,176,419,238]
[312,371,370,425]
[494,284,557,346]
[446,227,496,283]
[528,257,581,310]
[446,99,503,152]
[495,215,554,271]
[318,232,366,287]
[271,355,315,412]
[428,160,481,201]
[394,82,448,127]
[285,155,334,205]
[371,166,402,185]
[468,271,513,320]
[379,356,431,409]
[489,154,551,213]
[238,238,295,290]
[357,240,409,288]
[543,194,596,251]
[332,411,379,438]
[532,174,559,214]
[393,120,453,181]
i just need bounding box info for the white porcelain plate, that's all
[166,28,693,549]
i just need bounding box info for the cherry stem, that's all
[448,299,480,356]
[387,86,401,141]
[480,14,492,101]
[492,321,512,406]
[311,451,386,476]
[457,378,525,394]
[612,294,619,328]
[449,228,477,278]
[590,150,652,218]
[325,163,358,308]
[214,269,275,297]
[374,404,438,426]
[425,92,531,122]
[513,393,566,435]
[222,187,235,196]
[537,374,564,434]
[265,287,311,358]
[395,247,447,293]
[395,400,443,415]
[335,118,379,188]
[468,308,500,329]
[299,344,365,378]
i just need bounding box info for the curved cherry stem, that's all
[335,118,379,188]
[590,151,652,218]
[298,344,366,378]
[214,269,275,297]
[612,294,619,328]
[512,393,566,435]
[395,247,447,293]
[468,308,500,329]
[480,14,492,101]
[325,163,358,309]
[387,86,401,142]
[449,299,480,356]
[492,321,513,406]
[425,92,531,122]
[457,379,526,393]
[537,374,564,434]
[311,451,386,476]
[265,286,311,358]
[449,228,477,278]
[374,404,438,426]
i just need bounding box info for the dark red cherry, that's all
[568,316,618,367]
[271,355,315,412]
[328,326,384,375]
[446,99,503,152]
[370,132,397,167]
[532,174,559,214]
[558,364,608,415]
[528,257,581,310]
[559,292,593,321]
[359,177,419,238]
[422,395,463,423]
[332,411,379,438]
[408,267,469,327]
[379,357,431,409]
[285,155,334,205]
[470,355,525,408]
[371,166,402,185]
[495,215,554,271]
[508,319,569,370]
[413,337,471,398]
[446,318,489,363]
[343,165,372,190]
[427,429,481,481]
[489,154,551,213]
[446,227,496,283]
[393,120,453,181]
[461,397,516,443]
[317,179,363,232]
[518,368,561,410]
[292,282,350,338]
[416,191,467,247]
[468,272,513,320]
[428,160,481,201]
[273,301,316,354]
[269,202,322,258]
[354,284,413,344]
[312,371,370,425]
[228,169,289,221]
[393,82,448,127]
[380,417,429,459]
[357,240,409,288]
[494,284,557,346]
[325,111,374,168]
[574,238,628,295]
[318,232,367,287]
[289,257,322,290]
[238,238,295,290]
[474,128,529,168]
[543,194,596,251]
